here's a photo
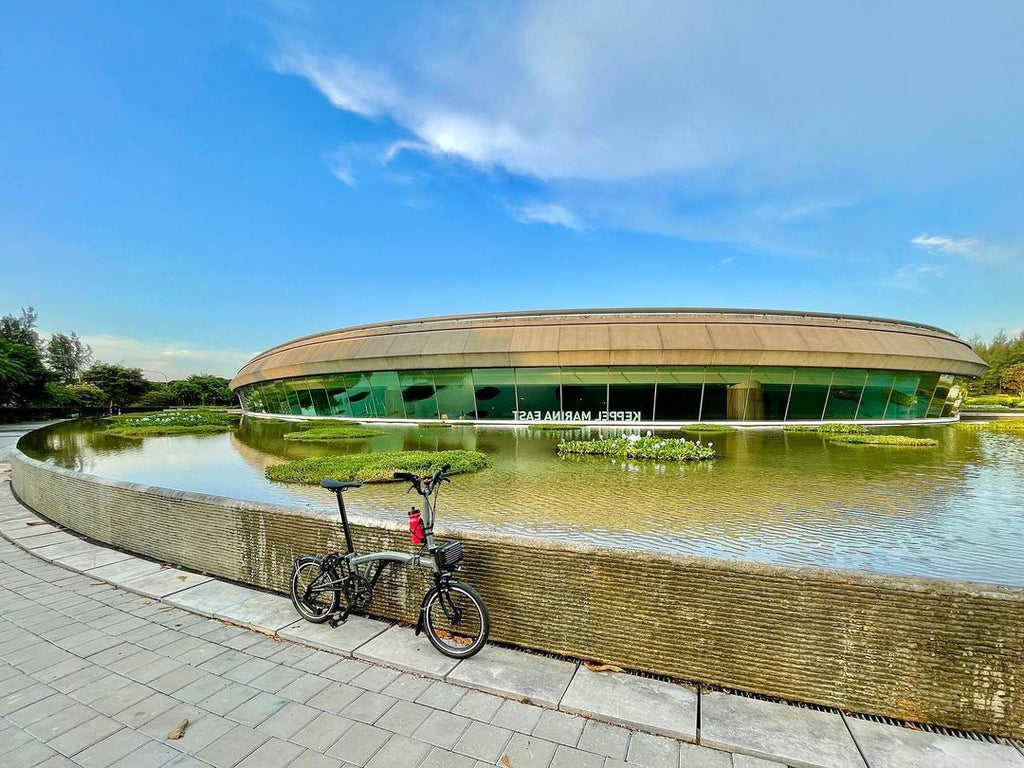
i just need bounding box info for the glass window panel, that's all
[857,371,895,419]
[515,367,562,415]
[823,369,867,420]
[295,380,316,416]
[884,372,920,419]
[702,367,752,421]
[910,373,940,419]
[560,367,608,418]
[304,377,332,416]
[369,371,404,418]
[242,385,262,413]
[434,369,477,420]
[473,368,516,419]
[343,372,377,418]
[654,368,704,421]
[928,374,954,418]
[746,368,795,421]
[323,375,351,417]
[281,379,304,416]
[398,370,439,420]
[786,368,833,421]
[607,367,657,421]
[268,382,290,414]
[941,380,961,417]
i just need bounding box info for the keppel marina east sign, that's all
[512,410,643,422]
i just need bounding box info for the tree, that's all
[0,337,52,407]
[168,375,233,406]
[0,307,41,350]
[45,332,93,384]
[45,382,107,410]
[1001,363,1024,397]
[81,364,148,413]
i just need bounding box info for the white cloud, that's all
[910,234,1013,263]
[508,202,582,229]
[79,334,255,380]
[272,52,398,118]
[885,263,946,292]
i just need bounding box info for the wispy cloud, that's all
[508,202,582,229]
[910,234,1013,263]
[885,263,946,292]
[79,334,255,380]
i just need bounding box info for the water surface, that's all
[20,418,1024,587]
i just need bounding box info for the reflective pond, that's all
[19,418,1024,587]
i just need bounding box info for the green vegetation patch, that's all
[783,423,868,434]
[528,423,586,431]
[283,424,385,441]
[680,424,735,433]
[106,409,239,437]
[959,420,1024,433]
[418,422,454,429]
[828,434,938,447]
[965,394,1024,408]
[266,450,490,485]
[557,434,716,461]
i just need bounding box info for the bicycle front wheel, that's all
[422,581,489,658]
[290,557,339,623]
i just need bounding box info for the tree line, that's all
[967,329,1024,396]
[0,307,235,414]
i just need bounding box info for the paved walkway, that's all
[2,467,1022,768]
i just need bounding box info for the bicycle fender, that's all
[292,554,322,571]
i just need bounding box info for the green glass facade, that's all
[238,366,960,423]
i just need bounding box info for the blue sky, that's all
[2,1,1022,379]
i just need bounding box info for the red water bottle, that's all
[408,507,425,545]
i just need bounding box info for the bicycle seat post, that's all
[335,491,356,556]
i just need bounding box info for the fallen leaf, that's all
[433,628,474,646]
[583,661,624,673]
[176,576,187,582]
[500,755,514,768]
[167,719,189,740]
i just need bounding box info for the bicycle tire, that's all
[290,557,340,623]
[422,581,489,658]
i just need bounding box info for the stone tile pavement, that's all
[2,464,1023,768]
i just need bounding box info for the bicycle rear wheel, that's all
[290,557,340,623]
[422,581,489,658]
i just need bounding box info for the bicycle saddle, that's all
[320,479,363,491]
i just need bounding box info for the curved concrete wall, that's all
[10,450,1023,738]
[230,309,987,389]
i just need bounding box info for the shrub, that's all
[783,423,868,434]
[828,434,938,446]
[959,420,1024,433]
[417,422,453,429]
[556,434,716,461]
[266,450,490,485]
[965,394,1024,408]
[106,409,238,437]
[283,424,385,441]
[680,424,735,433]
[528,424,586,431]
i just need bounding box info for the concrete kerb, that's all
[2,469,1022,768]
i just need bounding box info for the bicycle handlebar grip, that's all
[393,472,416,481]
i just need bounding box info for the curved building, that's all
[230,309,986,424]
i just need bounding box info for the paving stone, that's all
[305,681,363,713]
[419,746,478,768]
[846,715,1024,768]
[266,643,315,668]
[354,625,459,679]
[120,568,212,598]
[554,743,606,768]
[165,580,257,617]
[250,664,305,694]
[452,687,505,722]
[415,679,467,711]
[292,711,354,751]
[732,755,789,768]
[198,681,261,715]
[499,732,559,768]
[562,666,698,741]
[198,649,252,676]
[258,701,321,740]
[235,736,306,768]
[1,681,59,716]
[278,615,389,655]
[24,701,95,741]
[215,592,298,632]
[6,692,75,727]
[91,680,155,716]
[532,708,587,747]
[452,720,514,762]
[325,721,390,765]
[447,643,577,708]
[84,557,164,584]
[320,657,371,684]
[626,731,680,768]
[194,723,268,767]
[293,648,347,675]
[112,690,179,728]
[226,690,290,727]
[678,742,734,768]
[173,673,232,705]
[341,689,399,724]
[149,665,207,695]
[223,656,278,685]
[72,727,150,766]
[411,708,473,750]
[19,532,77,549]
[380,672,434,702]
[110,739,181,768]
[366,733,432,768]
[491,698,545,733]
[374,699,433,736]
[700,692,864,768]
[54,548,132,572]
[32,540,102,563]
[4,737,60,767]
[351,664,402,692]
[285,749,344,768]
[577,719,631,761]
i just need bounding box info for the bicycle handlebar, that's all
[393,464,452,494]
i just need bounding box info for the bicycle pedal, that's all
[328,611,349,629]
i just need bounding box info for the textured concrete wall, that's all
[11,450,1023,738]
